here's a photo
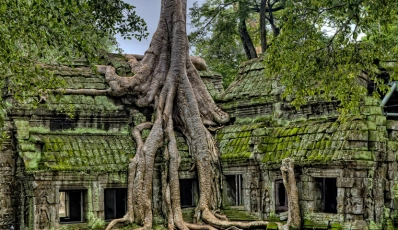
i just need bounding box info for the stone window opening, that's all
[315,178,337,213]
[104,188,127,220]
[59,190,85,223]
[180,179,197,207]
[275,179,288,212]
[225,175,243,206]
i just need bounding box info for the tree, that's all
[189,5,247,88]
[54,0,299,229]
[191,0,398,114]
[0,0,147,104]
[264,0,398,115]
[189,0,285,86]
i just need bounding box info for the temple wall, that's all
[2,56,398,229]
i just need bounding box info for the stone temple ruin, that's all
[1,55,398,229]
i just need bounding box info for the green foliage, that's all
[189,0,247,87]
[189,0,285,87]
[0,0,147,133]
[264,0,398,115]
[191,0,398,117]
[1,0,146,96]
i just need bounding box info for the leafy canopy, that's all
[190,0,398,115]
[0,0,147,101]
[189,0,247,87]
[189,0,285,87]
[265,0,398,115]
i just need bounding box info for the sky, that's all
[116,1,203,54]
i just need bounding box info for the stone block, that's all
[388,161,397,173]
[367,120,377,131]
[17,129,30,140]
[344,141,368,150]
[375,115,387,126]
[387,141,398,151]
[305,201,316,212]
[385,191,392,200]
[385,180,391,191]
[361,106,382,115]
[14,119,29,130]
[351,151,374,161]
[331,141,344,150]
[301,182,315,200]
[303,218,328,229]
[387,120,398,130]
[377,125,387,132]
[349,120,365,130]
[18,142,36,152]
[354,171,367,178]
[363,96,379,106]
[20,151,41,170]
[351,220,368,230]
[338,178,355,187]
[351,199,364,214]
[369,131,387,141]
[389,131,398,141]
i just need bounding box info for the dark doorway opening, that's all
[275,180,288,212]
[180,179,195,207]
[59,190,84,223]
[104,188,127,220]
[315,178,337,213]
[225,175,243,206]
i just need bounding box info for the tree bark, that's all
[281,158,301,230]
[260,0,267,53]
[238,18,258,59]
[267,0,280,37]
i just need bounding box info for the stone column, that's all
[0,137,16,229]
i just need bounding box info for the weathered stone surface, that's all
[3,56,398,230]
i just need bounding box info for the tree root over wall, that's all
[52,0,301,229]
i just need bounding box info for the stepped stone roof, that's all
[257,118,378,165]
[215,57,388,167]
[218,57,282,107]
[216,123,261,162]
[12,54,389,170]
[15,118,135,172]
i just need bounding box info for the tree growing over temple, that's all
[3,0,398,229]
[54,0,300,229]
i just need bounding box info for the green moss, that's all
[363,96,380,106]
[118,223,141,230]
[221,206,261,221]
[369,130,387,141]
[266,222,279,230]
[330,222,342,230]
[19,142,36,151]
[303,219,328,229]
[268,212,279,222]
[361,106,383,115]
[19,151,41,170]
[368,220,382,230]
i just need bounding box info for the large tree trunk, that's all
[281,158,301,230]
[260,0,267,53]
[238,18,258,59]
[55,0,292,229]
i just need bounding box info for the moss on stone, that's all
[330,222,342,230]
[20,134,135,172]
[266,222,279,230]
[221,206,261,221]
[303,219,328,229]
